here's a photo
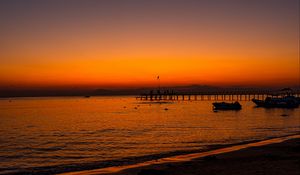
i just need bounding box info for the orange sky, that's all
[0,0,299,89]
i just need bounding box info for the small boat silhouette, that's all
[213,101,241,110]
[252,96,299,108]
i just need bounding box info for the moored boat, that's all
[213,101,242,110]
[252,96,299,108]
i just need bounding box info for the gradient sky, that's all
[0,0,299,89]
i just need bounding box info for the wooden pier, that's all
[137,90,300,101]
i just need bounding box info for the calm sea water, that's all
[0,96,299,174]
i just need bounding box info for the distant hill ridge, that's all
[0,85,294,98]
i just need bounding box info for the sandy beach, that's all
[60,134,300,175]
[111,137,300,175]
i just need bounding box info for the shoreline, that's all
[59,134,300,175]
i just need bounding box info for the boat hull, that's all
[213,102,242,110]
[252,97,299,108]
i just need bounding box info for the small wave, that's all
[26,125,36,128]
[33,146,65,152]
[1,154,23,159]
[44,155,91,160]
[65,141,94,146]
[86,128,116,135]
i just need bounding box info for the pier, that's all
[137,90,300,101]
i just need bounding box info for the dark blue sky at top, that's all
[0,0,299,62]
[0,0,298,24]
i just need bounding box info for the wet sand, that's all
[61,134,300,175]
[112,137,300,175]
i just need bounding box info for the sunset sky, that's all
[0,0,299,89]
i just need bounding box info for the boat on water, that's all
[213,101,242,110]
[252,96,299,108]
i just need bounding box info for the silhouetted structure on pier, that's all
[137,89,300,101]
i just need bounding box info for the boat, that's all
[213,101,242,110]
[252,96,299,108]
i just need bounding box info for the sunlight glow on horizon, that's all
[0,0,299,89]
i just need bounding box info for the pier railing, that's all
[136,90,300,101]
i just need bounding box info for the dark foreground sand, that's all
[61,136,300,175]
[108,138,300,175]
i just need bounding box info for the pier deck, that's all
[137,90,300,101]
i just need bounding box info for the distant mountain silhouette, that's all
[0,85,291,98]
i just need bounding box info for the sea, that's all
[0,96,299,174]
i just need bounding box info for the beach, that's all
[61,135,300,175]
[110,137,300,175]
[101,137,299,175]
